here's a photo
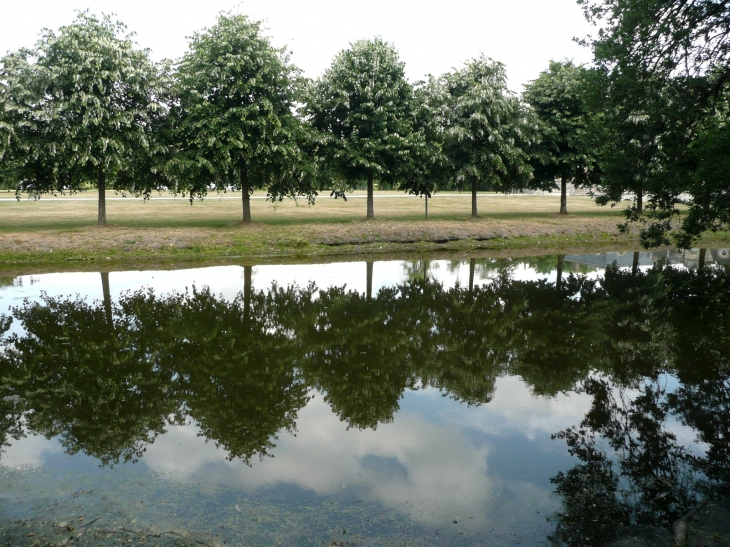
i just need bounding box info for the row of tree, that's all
[1,260,729,544]
[1,3,728,246]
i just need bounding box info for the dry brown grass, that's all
[5,189,692,273]
[0,190,623,251]
[0,189,615,230]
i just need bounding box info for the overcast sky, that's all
[0,0,595,91]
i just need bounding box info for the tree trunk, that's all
[559,176,568,215]
[471,179,478,217]
[699,248,707,269]
[422,261,428,280]
[98,167,107,226]
[556,255,564,291]
[243,265,252,322]
[366,261,373,300]
[241,166,251,223]
[425,194,428,220]
[101,272,113,331]
[469,258,475,293]
[367,172,375,220]
[636,187,643,215]
[632,251,640,276]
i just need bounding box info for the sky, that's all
[0,0,595,91]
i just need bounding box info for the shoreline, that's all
[1,227,728,277]
[2,192,726,275]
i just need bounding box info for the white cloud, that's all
[144,396,498,527]
[0,432,63,469]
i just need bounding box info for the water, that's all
[0,249,728,547]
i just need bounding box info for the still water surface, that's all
[0,249,728,546]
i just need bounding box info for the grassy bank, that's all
[1,190,727,274]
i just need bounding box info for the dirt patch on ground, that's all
[0,216,623,254]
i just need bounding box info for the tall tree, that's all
[579,0,730,248]
[578,0,730,87]
[396,79,449,219]
[305,38,417,219]
[438,56,533,217]
[523,61,597,215]
[173,13,312,223]
[588,67,666,217]
[0,12,165,225]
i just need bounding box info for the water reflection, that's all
[1,255,729,545]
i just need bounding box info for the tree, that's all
[523,61,597,215]
[438,56,533,217]
[587,67,666,217]
[295,285,416,429]
[589,69,728,248]
[0,12,165,225]
[670,84,730,247]
[396,79,449,219]
[2,291,179,465]
[305,38,417,220]
[158,286,309,463]
[578,0,730,87]
[173,13,312,223]
[578,0,730,248]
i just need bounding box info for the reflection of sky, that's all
[0,256,667,319]
[0,255,712,540]
[0,259,559,337]
[0,377,590,533]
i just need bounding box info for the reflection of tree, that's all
[550,379,698,546]
[592,264,673,384]
[402,260,436,281]
[3,292,178,465]
[549,264,730,545]
[157,285,309,463]
[0,314,24,454]
[446,258,509,289]
[669,377,730,487]
[293,286,416,430]
[1,254,730,522]
[507,272,600,396]
[423,278,508,405]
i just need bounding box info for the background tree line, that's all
[0,2,728,246]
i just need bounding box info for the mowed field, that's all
[0,189,614,230]
[1,189,711,271]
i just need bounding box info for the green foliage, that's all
[435,56,534,215]
[0,12,165,224]
[579,0,730,247]
[523,61,598,192]
[305,38,418,217]
[578,0,730,84]
[172,13,314,220]
[396,80,450,200]
[3,259,730,482]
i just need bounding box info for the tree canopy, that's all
[172,13,312,223]
[0,12,164,225]
[579,0,730,85]
[437,56,534,217]
[305,38,417,219]
[578,0,730,246]
[523,60,597,214]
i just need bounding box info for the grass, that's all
[1,188,728,274]
[0,189,616,230]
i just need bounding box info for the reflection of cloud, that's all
[0,433,63,469]
[446,376,593,441]
[144,396,495,527]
